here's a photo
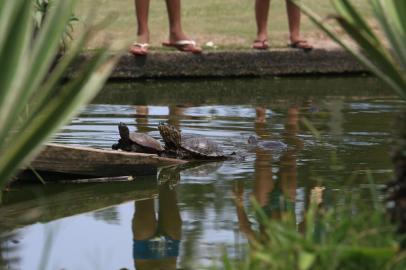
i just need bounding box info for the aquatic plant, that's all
[0,0,117,197]
[219,185,406,270]
[292,0,406,248]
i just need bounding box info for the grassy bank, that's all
[75,0,370,50]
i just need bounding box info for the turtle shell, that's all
[181,136,224,157]
[129,132,164,152]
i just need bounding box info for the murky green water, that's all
[1,77,405,270]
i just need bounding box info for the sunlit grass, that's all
[75,0,371,49]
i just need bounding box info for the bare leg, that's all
[164,0,202,52]
[164,0,187,42]
[253,0,270,49]
[130,0,151,55]
[286,0,312,49]
[134,0,150,43]
[255,0,270,42]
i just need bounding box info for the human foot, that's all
[162,40,202,54]
[252,39,269,50]
[129,42,149,56]
[164,31,202,54]
[288,39,313,52]
[129,34,150,55]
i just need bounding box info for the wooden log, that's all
[29,143,187,178]
[57,175,135,184]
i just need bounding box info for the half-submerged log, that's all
[26,143,187,179]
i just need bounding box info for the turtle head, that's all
[118,122,130,141]
[158,123,181,148]
[248,135,258,145]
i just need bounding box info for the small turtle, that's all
[158,123,228,160]
[112,122,164,154]
[248,135,288,150]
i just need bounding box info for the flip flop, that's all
[162,40,202,54]
[288,40,313,52]
[252,39,269,50]
[129,42,149,56]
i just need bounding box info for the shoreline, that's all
[75,48,366,79]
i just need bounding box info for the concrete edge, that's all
[75,48,366,79]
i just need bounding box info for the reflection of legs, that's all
[132,199,156,240]
[135,106,149,133]
[254,149,274,207]
[157,184,182,240]
[281,106,299,201]
[255,106,269,139]
[233,181,257,242]
[279,150,297,202]
[255,107,267,124]
[168,106,184,128]
[134,0,150,44]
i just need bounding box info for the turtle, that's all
[158,123,229,160]
[112,122,164,154]
[248,135,288,151]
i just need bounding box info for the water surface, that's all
[1,77,404,270]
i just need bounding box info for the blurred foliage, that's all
[293,0,406,100]
[219,187,406,270]
[33,0,79,49]
[0,0,118,198]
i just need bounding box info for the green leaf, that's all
[333,0,377,43]
[371,0,406,70]
[291,0,406,100]
[0,0,76,146]
[298,251,316,270]
[0,0,119,188]
[0,0,32,141]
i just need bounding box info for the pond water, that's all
[1,77,405,270]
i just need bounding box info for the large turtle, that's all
[158,123,229,160]
[112,122,164,154]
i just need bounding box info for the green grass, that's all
[75,0,370,49]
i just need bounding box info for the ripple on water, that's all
[5,78,403,269]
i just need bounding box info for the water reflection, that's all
[133,181,181,270]
[168,105,187,128]
[134,106,150,133]
[234,105,303,244]
[0,77,402,269]
[0,231,20,270]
